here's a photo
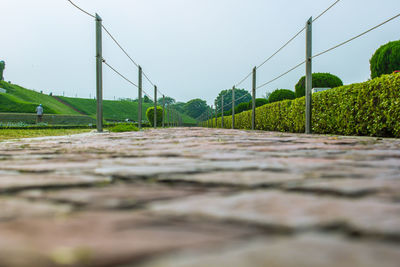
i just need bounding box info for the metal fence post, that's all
[211,105,214,128]
[138,66,143,129]
[167,104,170,127]
[221,96,224,128]
[95,14,103,132]
[232,86,235,129]
[172,109,175,127]
[305,17,313,134]
[252,67,256,130]
[162,95,165,128]
[214,103,217,128]
[154,86,157,128]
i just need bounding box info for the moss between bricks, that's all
[206,74,400,138]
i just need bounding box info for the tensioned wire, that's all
[234,0,342,87]
[66,0,167,101]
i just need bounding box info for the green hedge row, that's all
[205,73,400,137]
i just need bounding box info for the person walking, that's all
[36,104,44,123]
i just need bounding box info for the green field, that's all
[59,96,197,124]
[0,81,197,125]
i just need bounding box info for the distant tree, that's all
[143,95,153,103]
[215,88,251,111]
[158,96,176,105]
[184,98,208,118]
[170,102,184,113]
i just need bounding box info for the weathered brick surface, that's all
[0,128,399,266]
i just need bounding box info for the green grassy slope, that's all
[59,96,197,124]
[0,93,57,114]
[0,81,79,115]
[0,81,197,124]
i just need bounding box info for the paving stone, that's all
[150,190,400,237]
[283,178,400,198]
[19,183,219,210]
[0,128,400,265]
[0,211,255,267]
[136,234,400,267]
[0,173,111,193]
[157,171,303,187]
[0,198,71,221]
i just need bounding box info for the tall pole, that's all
[305,17,313,134]
[95,14,103,132]
[232,86,235,129]
[252,67,256,130]
[211,105,214,128]
[172,109,174,128]
[162,95,165,128]
[138,66,143,129]
[214,102,217,128]
[167,104,170,127]
[154,86,157,128]
[221,95,224,128]
[207,106,210,128]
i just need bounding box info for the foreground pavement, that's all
[0,127,399,267]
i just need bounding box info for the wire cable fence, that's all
[200,4,400,133]
[66,0,183,130]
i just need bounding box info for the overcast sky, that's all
[1,0,399,105]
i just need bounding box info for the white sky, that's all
[1,0,399,105]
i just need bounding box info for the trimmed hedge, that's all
[370,40,400,79]
[146,106,163,127]
[268,89,295,103]
[295,73,343,98]
[206,73,400,137]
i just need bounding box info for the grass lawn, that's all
[0,129,92,142]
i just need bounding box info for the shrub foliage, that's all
[146,106,163,126]
[268,89,295,103]
[295,73,343,98]
[207,73,400,138]
[248,98,269,109]
[370,40,400,79]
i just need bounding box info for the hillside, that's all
[58,96,197,124]
[0,81,197,125]
[0,81,79,115]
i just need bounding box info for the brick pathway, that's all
[0,128,399,267]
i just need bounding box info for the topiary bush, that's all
[295,73,343,98]
[146,106,163,127]
[247,98,269,109]
[208,73,400,137]
[370,40,400,79]
[268,89,295,103]
[235,102,250,114]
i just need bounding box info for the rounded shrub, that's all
[370,40,400,79]
[295,73,343,98]
[247,98,268,109]
[146,106,163,127]
[268,89,295,103]
[235,102,249,114]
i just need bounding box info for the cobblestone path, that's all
[0,128,399,267]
